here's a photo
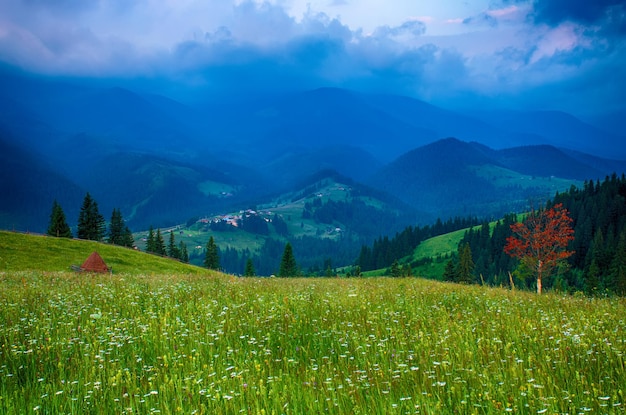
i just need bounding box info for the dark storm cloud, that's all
[531,0,626,34]
[532,0,623,25]
[1,0,624,118]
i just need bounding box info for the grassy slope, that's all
[0,231,212,275]
[364,224,488,278]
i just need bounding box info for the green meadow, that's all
[1,232,625,414]
[1,274,625,414]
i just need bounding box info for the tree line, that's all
[356,216,482,271]
[47,193,134,248]
[448,174,626,295]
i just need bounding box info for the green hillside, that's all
[0,231,211,275]
[363,224,486,278]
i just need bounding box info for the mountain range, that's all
[1,67,625,233]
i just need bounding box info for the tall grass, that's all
[1,272,624,414]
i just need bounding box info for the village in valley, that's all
[134,179,353,259]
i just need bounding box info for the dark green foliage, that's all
[146,226,156,253]
[154,229,166,256]
[458,215,517,286]
[108,208,131,246]
[272,214,289,236]
[244,259,256,277]
[443,258,457,282]
[167,231,180,259]
[238,213,269,235]
[204,236,220,270]
[456,243,475,284]
[389,260,402,278]
[77,193,105,241]
[303,197,417,242]
[121,226,134,248]
[610,231,626,295]
[47,200,72,238]
[279,242,298,277]
[179,241,189,263]
[356,216,481,271]
[460,174,626,295]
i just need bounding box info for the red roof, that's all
[81,251,109,273]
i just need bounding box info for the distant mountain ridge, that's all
[1,68,625,232]
[368,138,626,220]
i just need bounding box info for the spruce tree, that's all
[77,193,105,241]
[389,260,402,278]
[120,226,133,248]
[179,241,189,263]
[146,226,156,253]
[167,231,180,259]
[108,208,125,245]
[610,231,626,295]
[278,242,298,277]
[47,200,72,238]
[443,258,457,282]
[155,229,166,256]
[244,258,256,277]
[204,236,220,270]
[456,243,475,284]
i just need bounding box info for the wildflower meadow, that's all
[1,272,624,414]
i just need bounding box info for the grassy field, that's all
[0,271,624,414]
[0,231,211,276]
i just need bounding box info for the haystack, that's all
[80,251,110,273]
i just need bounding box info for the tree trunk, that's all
[537,260,543,295]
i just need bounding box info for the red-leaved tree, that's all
[504,203,575,294]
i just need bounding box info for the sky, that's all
[0,0,625,117]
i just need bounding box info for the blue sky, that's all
[1,0,625,117]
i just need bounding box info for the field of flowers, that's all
[1,272,625,414]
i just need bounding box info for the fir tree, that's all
[204,236,220,270]
[121,226,134,248]
[47,200,72,238]
[244,258,256,277]
[108,208,125,245]
[443,258,457,282]
[279,242,298,277]
[154,229,166,256]
[179,241,189,263]
[456,243,475,284]
[167,231,180,259]
[146,226,156,253]
[77,193,105,241]
[610,231,626,296]
[389,260,402,278]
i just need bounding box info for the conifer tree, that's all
[443,258,457,282]
[610,231,626,296]
[108,208,125,245]
[179,241,189,263]
[456,243,475,284]
[47,200,72,238]
[204,236,220,270]
[278,242,298,277]
[122,226,134,248]
[167,231,180,259]
[77,193,105,241]
[146,226,156,253]
[155,229,166,256]
[244,258,256,277]
[390,260,402,278]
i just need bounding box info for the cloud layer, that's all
[0,0,624,116]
